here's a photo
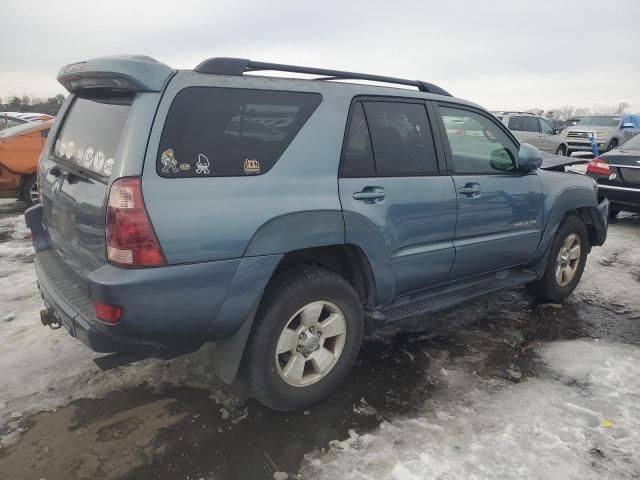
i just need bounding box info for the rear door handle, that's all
[353,187,385,203]
[457,184,481,197]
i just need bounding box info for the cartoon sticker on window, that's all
[83,147,95,168]
[93,150,105,172]
[195,154,210,175]
[161,148,179,174]
[244,158,261,175]
[66,141,75,161]
[103,158,114,176]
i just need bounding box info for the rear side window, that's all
[158,88,321,177]
[508,116,523,131]
[53,96,132,178]
[522,116,539,132]
[341,102,375,177]
[363,101,438,176]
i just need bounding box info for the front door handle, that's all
[457,183,481,197]
[353,187,385,203]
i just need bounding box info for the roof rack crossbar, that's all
[194,57,451,96]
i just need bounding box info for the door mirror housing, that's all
[517,143,543,172]
[622,122,634,129]
[553,128,560,135]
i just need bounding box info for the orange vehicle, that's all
[0,119,53,206]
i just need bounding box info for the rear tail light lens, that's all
[94,302,122,324]
[587,157,610,175]
[106,177,166,267]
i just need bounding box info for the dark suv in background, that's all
[26,56,608,411]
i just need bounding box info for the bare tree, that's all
[616,102,630,114]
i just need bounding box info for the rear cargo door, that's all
[40,95,133,277]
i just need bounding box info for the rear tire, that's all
[19,175,38,207]
[527,216,589,302]
[243,266,364,411]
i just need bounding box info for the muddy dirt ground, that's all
[1,198,639,479]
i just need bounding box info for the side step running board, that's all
[377,271,536,323]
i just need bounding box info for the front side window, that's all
[539,118,555,134]
[363,101,438,176]
[438,106,518,174]
[522,116,539,132]
[158,87,321,177]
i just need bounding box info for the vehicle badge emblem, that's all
[609,173,617,180]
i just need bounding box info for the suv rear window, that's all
[53,96,132,178]
[158,87,322,177]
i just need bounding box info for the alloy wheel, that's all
[275,301,347,387]
[555,233,581,287]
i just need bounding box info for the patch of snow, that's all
[301,340,640,479]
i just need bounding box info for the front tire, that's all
[527,216,589,302]
[607,138,619,152]
[243,266,364,411]
[555,145,567,156]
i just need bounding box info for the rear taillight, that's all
[106,177,166,267]
[94,302,122,324]
[587,157,610,175]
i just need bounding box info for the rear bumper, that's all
[26,204,282,353]
[597,184,640,212]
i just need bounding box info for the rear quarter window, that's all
[157,87,322,177]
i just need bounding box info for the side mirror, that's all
[517,143,543,172]
[553,128,560,135]
[622,122,634,129]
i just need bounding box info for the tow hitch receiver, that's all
[40,308,61,329]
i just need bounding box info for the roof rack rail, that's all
[194,57,452,96]
[495,111,537,116]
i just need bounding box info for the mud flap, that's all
[212,300,260,384]
[589,198,609,247]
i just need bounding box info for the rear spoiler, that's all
[57,55,175,94]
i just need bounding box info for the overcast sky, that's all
[2,0,639,112]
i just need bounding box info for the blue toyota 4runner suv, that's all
[26,56,608,411]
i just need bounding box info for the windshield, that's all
[577,116,621,127]
[0,119,52,139]
[620,133,640,151]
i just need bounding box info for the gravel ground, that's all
[0,198,638,480]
